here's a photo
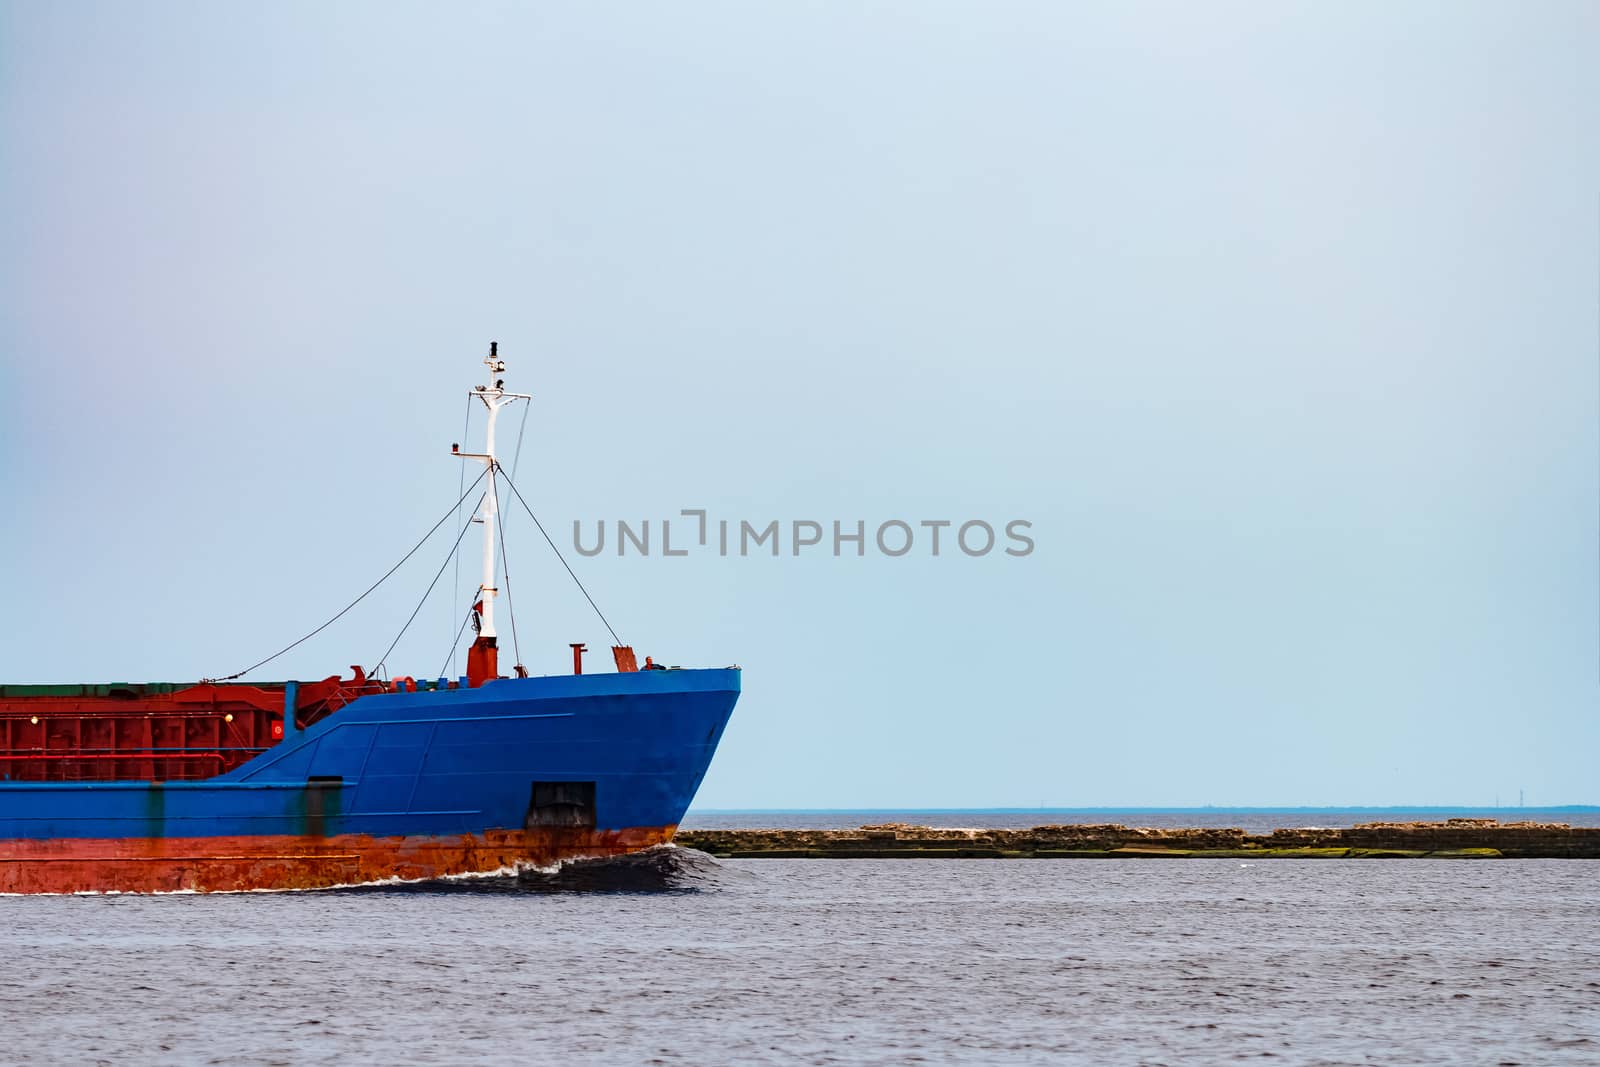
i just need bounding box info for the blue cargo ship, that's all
[0,347,739,892]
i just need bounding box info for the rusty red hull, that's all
[0,825,677,894]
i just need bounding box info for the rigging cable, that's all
[437,595,480,680]
[213,466,490,682]
[496,463,622,647]
[509,396,531,483]
[449,395,472,678]
[492,467,524,672]
[369,489,489,678]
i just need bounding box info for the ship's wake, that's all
[517,845,745,893]
[355,845,745,895]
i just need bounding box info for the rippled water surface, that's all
[2,854,1596,1065]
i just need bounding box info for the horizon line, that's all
[687,804,1600,813]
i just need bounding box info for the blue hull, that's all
[0,668,739,892]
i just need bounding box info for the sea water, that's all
[0,850,1594,1065]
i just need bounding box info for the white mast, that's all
[456,342,530,651]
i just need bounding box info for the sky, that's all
[1,1,1596,808]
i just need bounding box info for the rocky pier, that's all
[675,819,1600,859]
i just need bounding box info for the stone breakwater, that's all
[674,819,1600,859]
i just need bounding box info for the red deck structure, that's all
[0,673,391,782]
